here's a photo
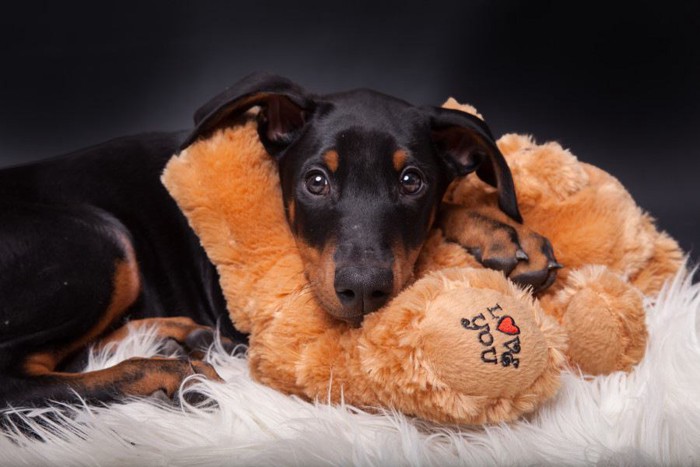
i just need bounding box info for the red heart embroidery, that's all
[497,316,520,335]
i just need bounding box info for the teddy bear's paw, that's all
[557,266,647,375]
[439,204,562,294]
[406,269,566,423]
[420,289,549,396]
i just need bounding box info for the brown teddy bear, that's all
[162,101,682,425]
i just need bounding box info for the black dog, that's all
[0,73,558,408]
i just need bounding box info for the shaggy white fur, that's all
[1,268,699,466]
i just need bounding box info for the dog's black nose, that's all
[334,267,393,318]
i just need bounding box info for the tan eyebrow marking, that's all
[393,150,408,172]
[324,150,339,173]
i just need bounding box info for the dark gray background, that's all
[1,0,698,265]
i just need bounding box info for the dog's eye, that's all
[305,171,330,196]
[399,168,424,195]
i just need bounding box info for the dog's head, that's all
[182,73,521,326]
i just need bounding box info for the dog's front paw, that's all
[439,204,561,294]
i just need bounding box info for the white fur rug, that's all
[1,268,699,466]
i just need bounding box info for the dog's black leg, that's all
[0,357,222,408]
[0,203,223,408]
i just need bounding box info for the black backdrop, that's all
[1,0,698,264]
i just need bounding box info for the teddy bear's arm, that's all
[438,203,561,294]
[251,267,567,425]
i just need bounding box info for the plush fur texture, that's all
[159,102,682,425]
[1,267,698,466]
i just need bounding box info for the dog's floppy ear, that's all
[180,72,313,155]
[426,107,522,223]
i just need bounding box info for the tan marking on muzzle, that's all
[287,200,296,226]
[428,205,437,229]
[296,239,343,316]
[391,242,422,296]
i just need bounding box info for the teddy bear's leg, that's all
[541,265,647,375]
[438,203,562,294]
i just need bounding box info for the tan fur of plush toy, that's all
[162,102,682,424]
